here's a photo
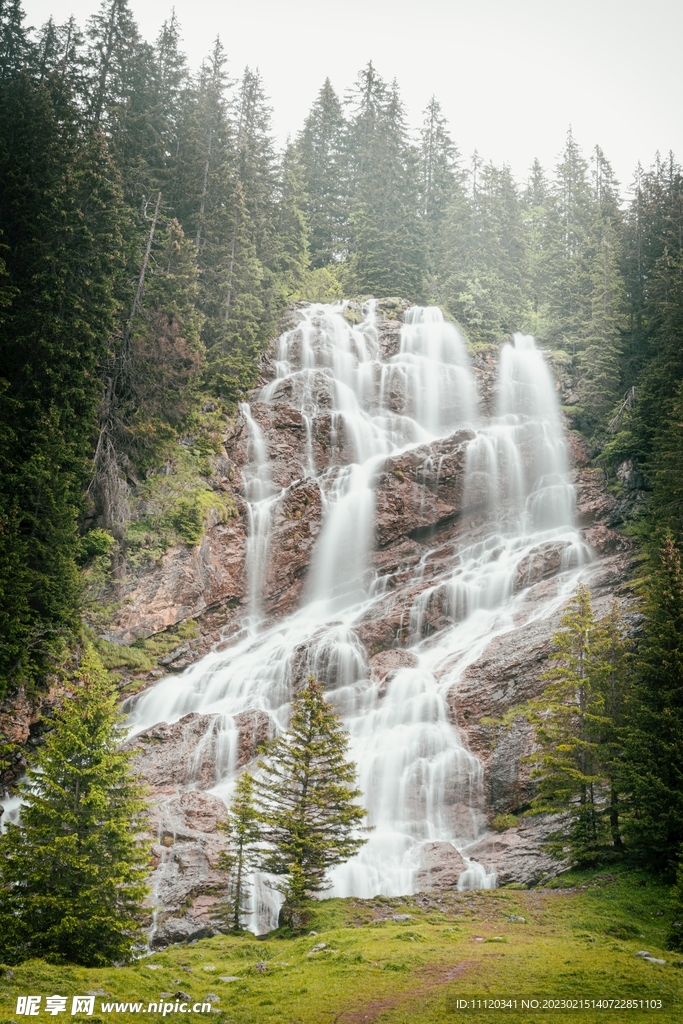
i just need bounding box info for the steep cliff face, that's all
[5,301,634,944]
[119,303,637,942]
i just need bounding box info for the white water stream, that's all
[127,303,590,932]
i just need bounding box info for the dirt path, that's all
[334,959,474,1023]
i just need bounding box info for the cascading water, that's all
[127,303,590,932]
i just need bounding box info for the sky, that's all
[22,0,683,192]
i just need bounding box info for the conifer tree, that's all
[216,771,261,931]
[347,67,424,298]
[624,537,683,872]
[578,147,624,429]
[418,96,461,296]
[0,0,34,80]
[543,128,594,350]
[523,585,628,863]
[440,157,527,341]
[254,677,367,927]
[296,78,349,267]
[0,67,126,694]
[0,646,150,965]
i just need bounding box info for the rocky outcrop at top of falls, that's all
[77,302,639,944]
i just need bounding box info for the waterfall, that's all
[127,304,590,931]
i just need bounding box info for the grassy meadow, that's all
[1,867,681,1024]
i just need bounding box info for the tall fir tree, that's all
[578,146,624,429]
[254,677,367,927]
[347,66,424,298]
[296,78,349,267]
[624,537,683,872]
[0,646,150,965]
[522,585,629,863]
[418,95,461,298]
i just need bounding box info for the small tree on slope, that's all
[522,584,629,864]
[216,770,261,930]
[0,646,150,965]
[255,676,367,928]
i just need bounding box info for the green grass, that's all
[1,868,680,1024]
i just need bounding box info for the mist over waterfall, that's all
[127,302,590,933]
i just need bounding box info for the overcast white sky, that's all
[23,0,682,192]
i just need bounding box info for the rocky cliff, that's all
[0,301,637,946]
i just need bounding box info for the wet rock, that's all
[374,432,475,548]
[126,714,227,793]
[465,814,568,885]
[513,541,571,592]
[369,649,418,680]
[263,480,324,616]
[233,709,272,766]
[128,710,272,792]
[415,841,467,891]
[146,791,230,948]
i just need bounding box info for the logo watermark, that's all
[15,996,214,1016]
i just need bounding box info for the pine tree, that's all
[85,0,141,128]
[0,68,126,693]
[0,646,150,965]
[347,68,424,298]
[578,147,624,429]
[440,156,528,341]
[543,128,594,351]
[216,771,261,931]
[624,537,683,872]
[124,217,205,463]
[296,78,349,267]
[418,95,461,297]
[523,585,628,863]
[254,677,367,928]
[0,0,34,81]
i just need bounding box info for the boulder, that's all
[415,841,467,891]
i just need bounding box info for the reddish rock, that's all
[415,841,467,891]
[513,541,571,592]
[264,480,324,616]
[233,709,272,766]
[105,516,247,644]
[127,709,272,792]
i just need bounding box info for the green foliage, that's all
[493,813,519,831]
[667,858,683,950]
[0,645,151,965]
[623,537,683,872]
[0,65,126,697]
[295,78,349,267]
[254,677,368,927]
[519,585,630,864]
[347,67,425,300]
[94,618,199,685]
[216,771,262,931]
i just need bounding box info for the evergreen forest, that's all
[1,0,683,980]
